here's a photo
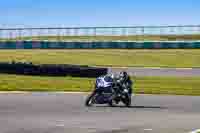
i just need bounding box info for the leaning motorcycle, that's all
[85,75,132,107]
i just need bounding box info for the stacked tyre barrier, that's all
[0,41,200,49]
[0,62,108,78]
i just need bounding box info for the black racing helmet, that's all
[119,71,128,81]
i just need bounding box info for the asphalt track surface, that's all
[0,93,200,133]
[108,67,200,77]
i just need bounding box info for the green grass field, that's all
[1,35,200,41]
[0,49,200,95]
[1,74,200,95]
[0,49,200,68]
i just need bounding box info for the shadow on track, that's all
[131,105,166,109]
[90,105,167,109]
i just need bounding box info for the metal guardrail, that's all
[0,25,200,40]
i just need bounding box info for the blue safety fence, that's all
[0,41,200,49]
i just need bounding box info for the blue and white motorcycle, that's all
[85,75,132,107]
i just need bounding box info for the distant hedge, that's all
[0,62,108,77]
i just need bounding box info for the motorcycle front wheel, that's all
[123,94,132,107]
[85,91,97,107]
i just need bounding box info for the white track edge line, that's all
[189,129,200,133]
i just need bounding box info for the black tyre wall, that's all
[0,62,108,78]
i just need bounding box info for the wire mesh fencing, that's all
[0,25,200,41]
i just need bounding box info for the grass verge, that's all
[0,49,200,68]
[0,74,200,96]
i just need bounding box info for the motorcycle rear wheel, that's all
[108,99,115,107]
[108,93,118,107]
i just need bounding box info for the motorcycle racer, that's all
[119,71,133,94]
